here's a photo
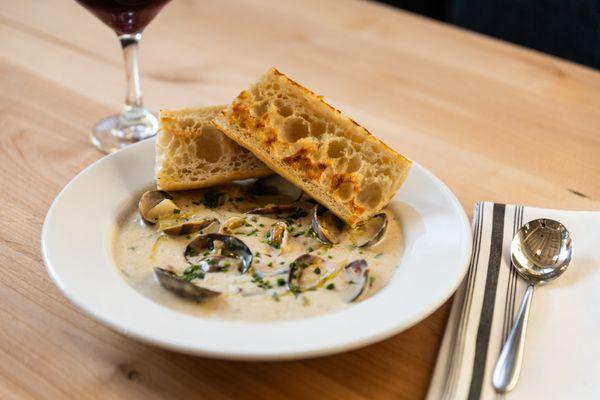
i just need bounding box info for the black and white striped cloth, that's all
[427,202,600,400]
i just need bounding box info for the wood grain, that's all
[0,0,598,399]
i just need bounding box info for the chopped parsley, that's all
[251,273,272,289]
[326,283,335,290]
[181,265,205,281]
[277,278,286,286]
[173,209,181,215]
[314,267,321,275]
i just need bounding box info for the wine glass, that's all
[74,0,172,153]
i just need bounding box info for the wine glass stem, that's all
[119,33,145,122]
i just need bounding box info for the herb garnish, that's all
[251,273,272,289]
[181,265,205,281]
[326,283,335,290]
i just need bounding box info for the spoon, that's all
[492,218,573,393]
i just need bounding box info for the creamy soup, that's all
[112,181,402,322]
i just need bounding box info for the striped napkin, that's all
[427,202,600,400]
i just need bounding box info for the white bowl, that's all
[41,138,471,360]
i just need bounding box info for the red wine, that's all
[75,0,171,35]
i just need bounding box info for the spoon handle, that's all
[492,284,534,393]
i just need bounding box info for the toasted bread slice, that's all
[213,68,412,226]
[156,105,272,190]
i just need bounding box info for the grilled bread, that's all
[155,105,272,191]
[213,68,412,226]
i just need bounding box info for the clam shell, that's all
[353,213,388,248]
[154,267,220,301]
[245,204,302,216]
[287,254,330,293]
[249,175,303,203]
[311,205,346,244]
[266,222,288,250]
[340,259,369,302]
[138,190,180,223]
[185,233,253,274]
[161,218,219,236]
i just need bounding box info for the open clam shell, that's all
[161,217,219,236]
[352,213,388,248]
[154,267,220,301]
[185,233,253,273]
[287,254,330,293]
[339,259,369,302]
[139,190,180,223]
[245,204,302,216]
[311,205,346,245]
[266,222,288,250]
[249,175,303,203]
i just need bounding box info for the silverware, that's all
[492,218,573,393]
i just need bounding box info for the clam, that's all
[287,254,329,293]
[138,190,180,223]
[220,216,249,234]
[245,204,302,216]
[311,205,346,244]
[266,222,288,249]
[154,267,220,301]
[161,218,219,236]
[185,233,253,273]
[352,213,388,248]
[197,255,242,273]
[339,259,369,302]
[249,175,303,203]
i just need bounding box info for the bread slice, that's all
[212,68,412,226]
[155,105,272,190]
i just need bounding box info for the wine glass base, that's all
[90,113,158,153]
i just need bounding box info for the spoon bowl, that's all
[511,218,573,284]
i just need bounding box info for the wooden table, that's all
[1,0,598,398]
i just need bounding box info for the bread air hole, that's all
[327,139,346,158]
[252,102,268,117]
[195,126,224,163]
[345,154,362,173]
[336,181,354,201]
[281,117,309,142]
[310,120,326,136]
[275,100,293,117]
[357,182,383,209]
